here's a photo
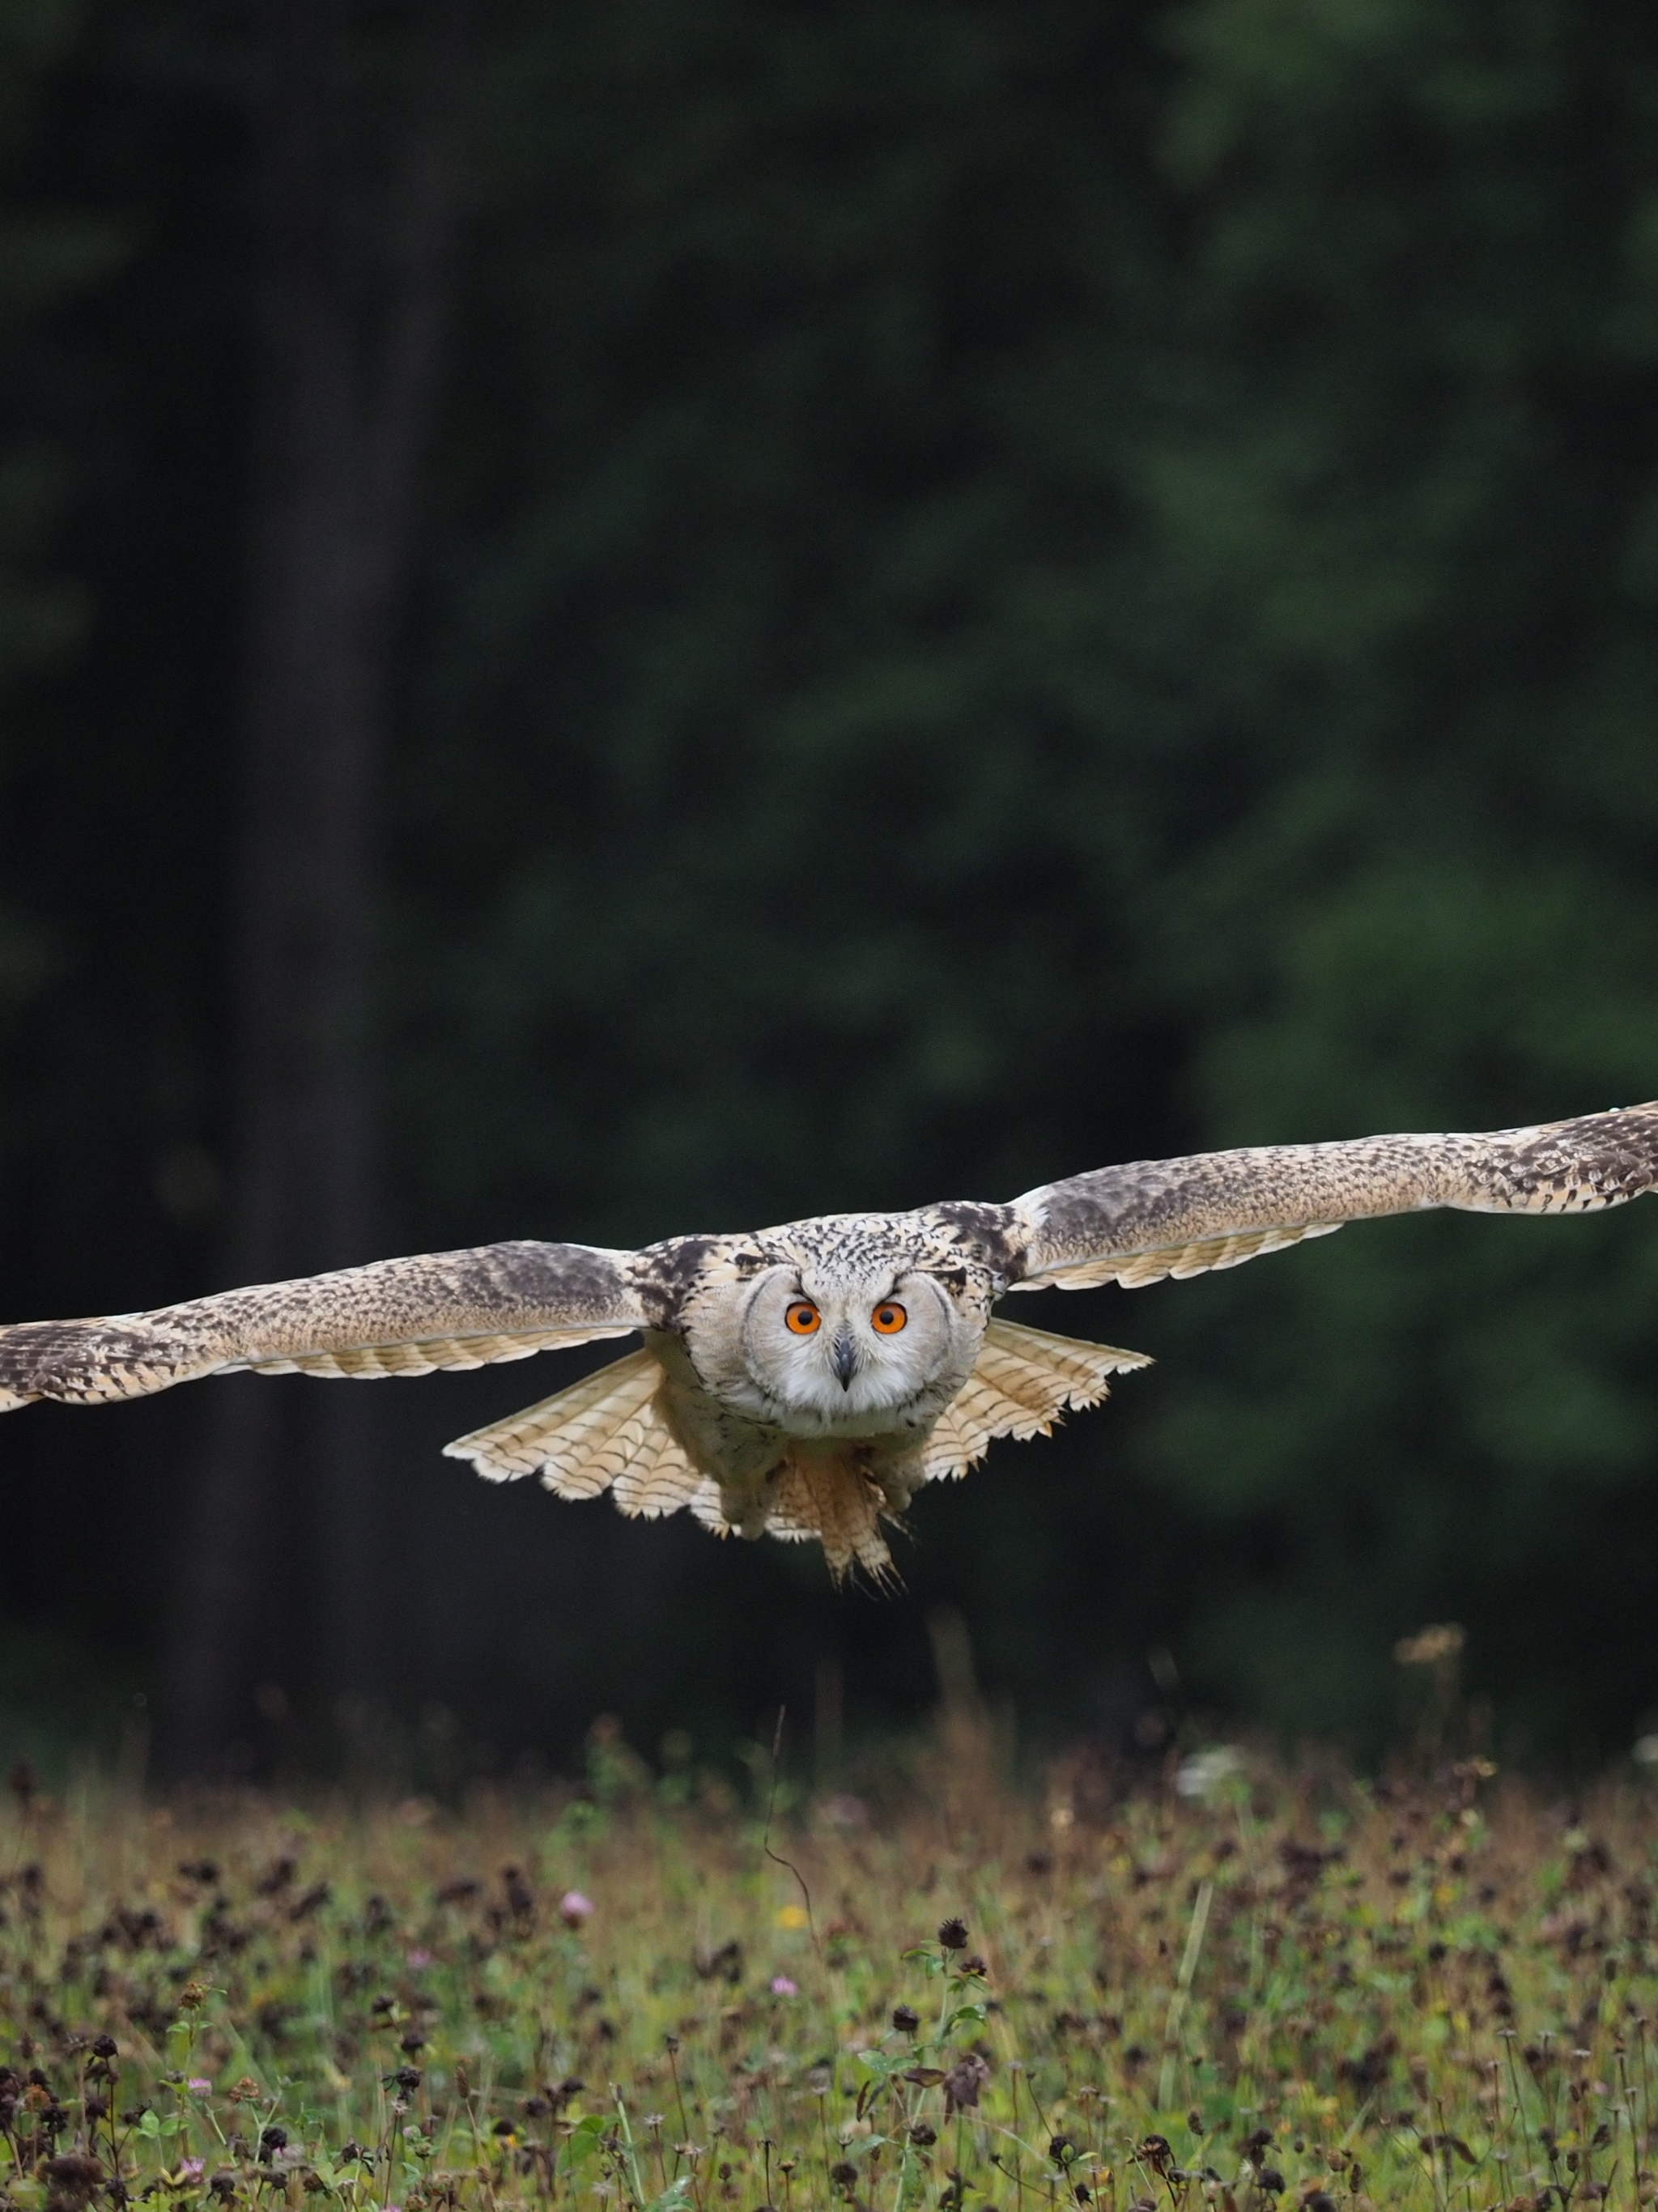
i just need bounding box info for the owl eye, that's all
[784,1300,821,1335]
[870,1301,908,1334]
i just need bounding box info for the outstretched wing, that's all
[920,1319,1152,1482]
[994,1100,1658,1291]
[0,1240,651,1411]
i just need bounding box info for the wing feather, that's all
[442,1346,704,1521]
[242,1324,635,1379]
[611,1419,704,1520]
[1001,1101,1658,1291]
[444,1348,662,1492]
[0,1240,648,1411]
[920,1318,1150,1482]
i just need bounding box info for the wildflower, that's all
[181,2159,206,2180]
[188,2078,213,2094]
[937,1917,968,1950]
[776,1904,809,1930]
[559,1890,595,1926]
[406,1947,433,1968]
[892,2005,920,2034]
[770,1975,798,1997]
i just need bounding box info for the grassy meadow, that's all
[1,1721,1656,2212]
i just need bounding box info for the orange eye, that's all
[871,1301,908,1334]
[784,1300,821,1335]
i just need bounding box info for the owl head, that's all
[679,1239,984,1436]
[742,1261,977,1431]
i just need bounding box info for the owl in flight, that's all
[1,1103,1655,1581]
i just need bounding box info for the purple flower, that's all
[770,1975,798,1997]
[559,1890,595,1927]
[187,2079,212,2095]
[406,1948,433,1968]
[181,2159,206,2179]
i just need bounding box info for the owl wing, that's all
[0,1240,658,1411]
[971,1100,1658,1292]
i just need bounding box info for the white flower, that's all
[1175,1745,1247,1800]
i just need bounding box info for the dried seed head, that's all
[943,2055,991,2117]
[1394,1623,1465,1667]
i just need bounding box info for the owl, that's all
[2,1100,1655,1580]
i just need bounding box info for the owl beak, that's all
[831,1332,858,1389]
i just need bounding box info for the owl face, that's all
[723,1262,976,1435]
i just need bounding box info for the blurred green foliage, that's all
[2,0,1658,1765]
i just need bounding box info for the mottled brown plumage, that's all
[2,1100,1655,1577]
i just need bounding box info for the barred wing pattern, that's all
[1006,1102,1658,1291]
[0,1240,647,1411]
[444,1348,721,1529]
[920,1319,1152,1482]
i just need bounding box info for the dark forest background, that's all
[3,0,1658,1780]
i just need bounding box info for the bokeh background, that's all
[2,0,1658,1782]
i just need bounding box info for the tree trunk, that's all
[168,0,466,1772]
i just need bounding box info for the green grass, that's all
[2,1729,1656,2212]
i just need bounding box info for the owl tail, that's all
[442,1347,722,1523]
